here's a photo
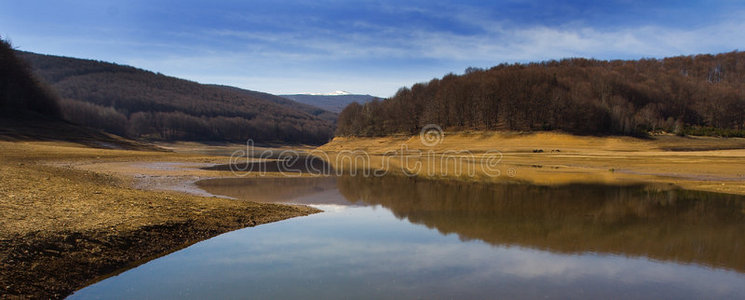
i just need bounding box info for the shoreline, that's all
[4,131,745,298]
[318,131,745,196]
[0,141,320,299]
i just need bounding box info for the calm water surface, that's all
[70,176,745,299]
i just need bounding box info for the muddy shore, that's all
[1,204,317,298]
[0,141,318,299]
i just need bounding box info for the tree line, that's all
[337,51,745,137]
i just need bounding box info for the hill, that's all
[336,52,745,137]
[1,39,157,149]
[17,51,336,145]
[212,85,337,123]
[0,40,61,119]
[281,93,377,113]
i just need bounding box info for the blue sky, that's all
[2,1,744,97]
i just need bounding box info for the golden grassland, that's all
[318,131,745,195]
[0,141,318,299]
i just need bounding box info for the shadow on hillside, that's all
[0,113,162,151]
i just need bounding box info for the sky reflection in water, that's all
[70,176,745,299]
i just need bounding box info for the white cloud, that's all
[11,4,745,97]
[101,14,745,96]
[203,10,745,65]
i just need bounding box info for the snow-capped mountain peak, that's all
[302,90,352,96]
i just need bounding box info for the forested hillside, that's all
[17,51,335,144]
[337,51,745,137]
[213,85,337,123]
[0,39,157,149]
[0,40,60,119]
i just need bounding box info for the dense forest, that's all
[0,40,61,119]
[1,39,157,148]
[17,51,336,144]
[337,51,745,137]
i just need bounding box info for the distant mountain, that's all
[280,93,378,113]
[302,90,353,96]
[211,85,337,123]
[17,51,337,144]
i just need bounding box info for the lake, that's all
[69,176,745,299]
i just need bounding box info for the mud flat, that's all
[0,141,318,299]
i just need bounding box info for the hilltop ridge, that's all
[281,93,378,113]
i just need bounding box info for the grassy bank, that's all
[318,131,745,196]
[0,141,319,299]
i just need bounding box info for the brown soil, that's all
[0,141,319,299]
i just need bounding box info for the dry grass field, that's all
[319,132,745,195]
[0,141,318,299]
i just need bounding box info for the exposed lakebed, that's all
[69,176,745,299]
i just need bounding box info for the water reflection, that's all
[71,176,745,299]
[203,154,334,174]
[197,177,345,205]
[199,175,745,273]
